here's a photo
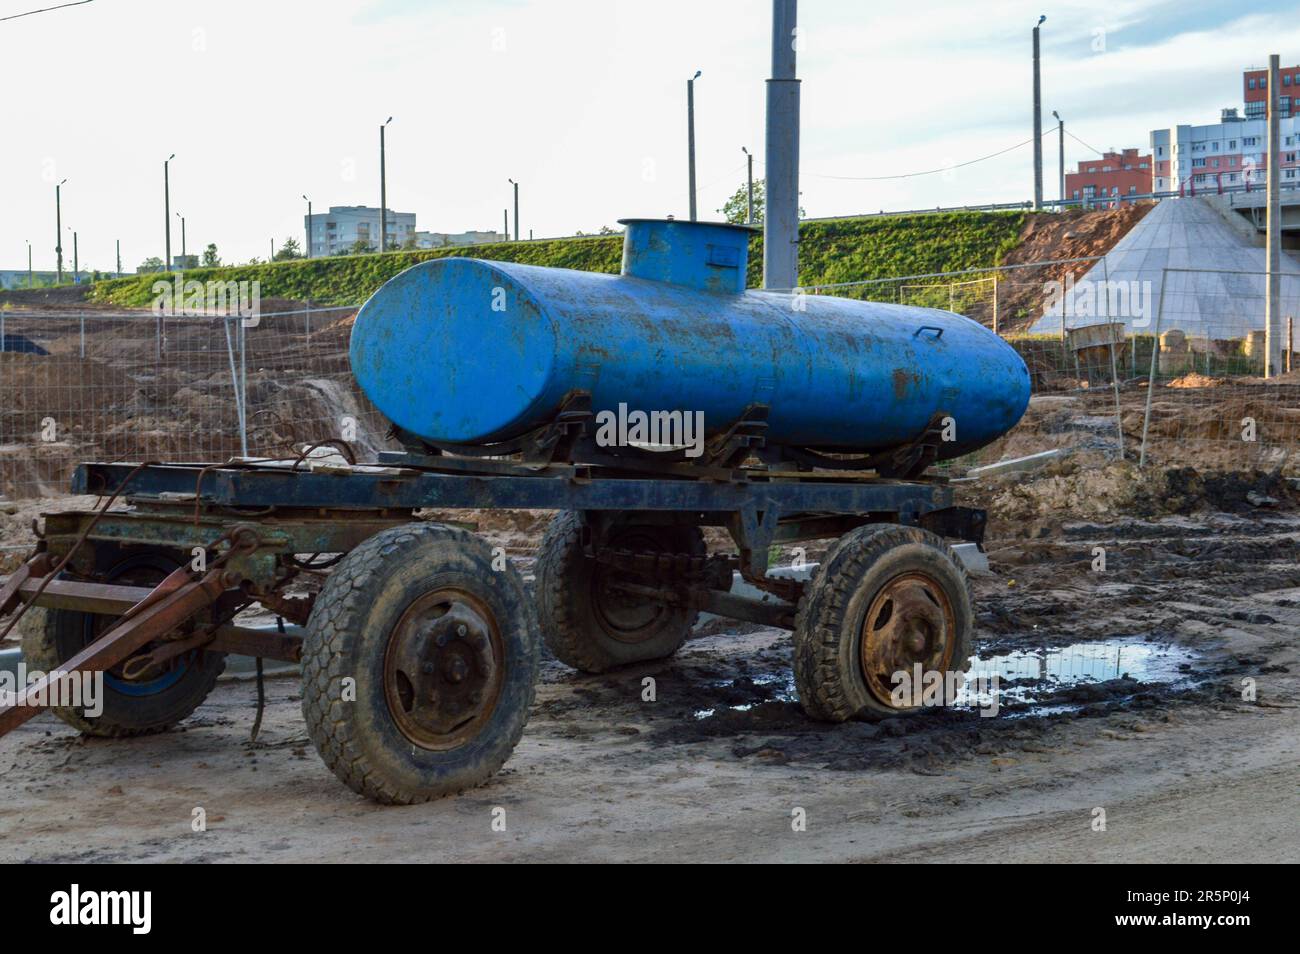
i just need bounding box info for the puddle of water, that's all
[691,637,1200,720]
[956,637,1200,712]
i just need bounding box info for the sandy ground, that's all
[1,507,1297,863]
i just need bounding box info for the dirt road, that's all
[1,508,1296,863]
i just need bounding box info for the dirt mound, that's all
[1168,372,1225,389]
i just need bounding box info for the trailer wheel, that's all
[301,523,538,804]
[536,511,705,673]
[19,552,225,737]
[793,524,973,722]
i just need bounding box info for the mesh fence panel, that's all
[0,306,393,499]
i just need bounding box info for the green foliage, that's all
[274,237,303,261]
[201,243,221,267]
[88,212,1030,307]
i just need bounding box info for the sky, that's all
[3,0,1300,272]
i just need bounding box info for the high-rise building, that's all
[1064,148,1152,207]
[306,206,416,256]
[1243,64,1300,120]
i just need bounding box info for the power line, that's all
[0,0,93,24]
[781,130,1054,182]
[1065,129,1106,157]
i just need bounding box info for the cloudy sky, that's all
[3,0,1300,271]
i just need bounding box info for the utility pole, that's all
[503,208,509,243]
[687,70,701,220]
[303,195,312,258]
[116,239,121,277]
[1266,54,1283,377]
[55,178,66,284]
[176,213,186,260]
[763,0,800,290]
[164,154,175,270]
[1052,110,1064,206]
[380,117,392,252]
[72,230,78,281]
[508,178,519,241]
[27,240,32,288]
[270,238,275,261]
[1032,16,1045,210]
[742,146,754,223]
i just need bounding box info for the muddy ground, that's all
[0,491,1297,862]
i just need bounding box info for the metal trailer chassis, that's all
[0,456,984,804]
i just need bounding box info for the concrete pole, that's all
[687,72,700,221]
[763,0,800,290]
[503,209,509,243]
[743,147,754,223]
[1053,111,1065,205]
[1266,54,1283,378]
[380,119,392,252]
[1032,18,1045,211]
[28,241,32,288]
[509,179,519,241]
[116,239,121,277]
[55,181,64,284]
[304,196,312,259]
[164,155,174,270]
[72,231,78,281]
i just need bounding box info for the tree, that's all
[273,237,303,261]
[202,243,221,267]
[138,256,165,272]
[717,177,804,225]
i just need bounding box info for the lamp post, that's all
[303,194,313,258]
[55,178,66,284]
[380,117,392,252]
[508,178,519,241]
[1032,15,1046,210]
[27,240,32,288]
[687,70,701,220]
[176,212,186,261]
[164,153,175,270]
[1052,110,1064,206]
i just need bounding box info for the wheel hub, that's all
[859,572,957,709]
[384,590,502,749]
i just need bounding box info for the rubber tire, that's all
[536,511,705,673]
[793,524,974,722]
[301,523,539,804]
[19,557,226,737]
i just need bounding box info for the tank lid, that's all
[616,218,754,294]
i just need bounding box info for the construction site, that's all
[0,0,1296,892]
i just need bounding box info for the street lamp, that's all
[380,117,393,252]
[1052,110,1065,206]
[303,194,313,258]
[55,178,67,285]
[176,212,186,261]
[688,70,701,220]
[1032,16,1046,210]
[508,178,519,241]
[164,153,175,270]
[26,239,32,289]
[741,146,754,224]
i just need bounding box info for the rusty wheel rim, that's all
[859,572,957,709]
[383,588,504,751]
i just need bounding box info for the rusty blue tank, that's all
[348,218,1030,459]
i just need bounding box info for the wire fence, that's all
[0,305,393,499]
[3,260,1300,500]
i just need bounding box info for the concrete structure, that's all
[307,206,416,256]
[1152,115,1300,193]
[1029,197,1300,338]
[1244,64,1300,121]
[1065,148,1152,207]
[414,229,504,249]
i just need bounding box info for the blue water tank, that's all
[349,218,1030,459]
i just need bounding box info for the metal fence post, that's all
[992,273,999,335]
[1101,256,1123,458]
[1138,268,1167,468]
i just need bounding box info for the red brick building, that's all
[1244,65,1300,120]
[1064,148,1152,207]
